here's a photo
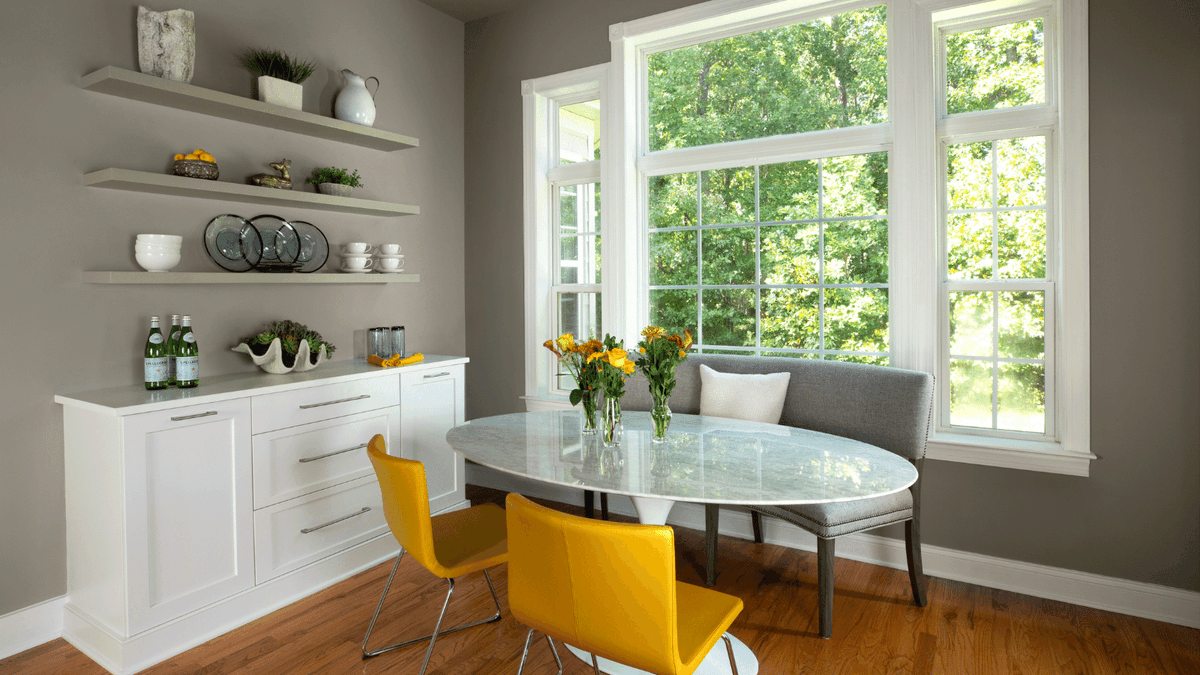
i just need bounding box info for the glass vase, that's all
[602,396,623,448]
[651,394,672,443]
[580,389,598,435]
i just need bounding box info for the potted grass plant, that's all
[307,166,365,197]
[244,48,315,110]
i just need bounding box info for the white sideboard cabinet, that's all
[55,356,468,675]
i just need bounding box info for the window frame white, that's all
[522,65,609,404]
[523,0,1089,474]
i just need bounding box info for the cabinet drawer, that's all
[252,408,398,509]
[252,375,399,434]
[253,475,389,584]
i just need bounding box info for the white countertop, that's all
[446,410,917,506]
[55,355,468,416]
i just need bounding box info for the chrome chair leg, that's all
[546,635,563,674]
[722,633,740,675]
[516,629,563,675]
[591,653,602,675]
[517,628,536,675]
[362,554,504,660]
[417,578,455,675]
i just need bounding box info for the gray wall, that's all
[464,0,1200,591]
[0,0,464,615]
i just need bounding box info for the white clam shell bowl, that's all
[231,337,328,374]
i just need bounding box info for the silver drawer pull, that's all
[300,507,371,534]
[424,372,451,379]
[170,410,218,422]
[299,394,370,409]
[298,443,368,464]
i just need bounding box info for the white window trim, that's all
[522,64,609,405]
[605,0,1091,475]
[516,0,1087,471]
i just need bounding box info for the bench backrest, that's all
[622,354,934,461]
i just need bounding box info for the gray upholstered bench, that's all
[613,354,934,638]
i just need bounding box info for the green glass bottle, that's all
[167,314,181,387]
[176,315,199,388]
[144,316,168,391]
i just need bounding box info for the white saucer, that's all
[375,268,407,274]
[375,253,405,260]
[340,267,373,274]
[340,253,374,259]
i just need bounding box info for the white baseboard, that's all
[0,594,67,661]
[467,464,1200,630]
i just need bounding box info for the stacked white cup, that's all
[135,234,182,272]
[374,243,404,272]
[341,242,374,273]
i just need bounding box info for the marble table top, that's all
[446,410,918,506]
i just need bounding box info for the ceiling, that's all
[417,0,531,23]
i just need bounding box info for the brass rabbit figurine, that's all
[247,159,292,190]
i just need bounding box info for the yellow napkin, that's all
[368,353,425,368]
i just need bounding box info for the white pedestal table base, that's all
[563,636,757,675]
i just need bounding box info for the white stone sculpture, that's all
[137,6,195,83]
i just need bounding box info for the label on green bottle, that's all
[148,334,164,345]
[145,357,168,382]
[183,333,196,344]
[171,330,181,342]
[176,355,199,381]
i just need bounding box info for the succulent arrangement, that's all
[307,167,365,188]
[238,320,336,367]
[243,49,316,84]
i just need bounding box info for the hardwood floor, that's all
[4,486,1197,675]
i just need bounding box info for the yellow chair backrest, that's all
[367,435,442,575]
[506,493,680,675]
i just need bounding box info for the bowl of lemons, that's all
[172,149,219,180]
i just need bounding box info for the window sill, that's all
[925,433,1095,477]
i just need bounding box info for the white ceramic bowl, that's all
[135,245,181,255]
[137,234,183,244]
[136,250,181,272]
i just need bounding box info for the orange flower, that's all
[639,346,646,353]
[683,329,693,350]
[587,350,607,364]
[679,350,686,357]
[556,333,576,353]
[543,339,561,357]
[622,360,636,374]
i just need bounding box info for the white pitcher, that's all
[334,69,379,127]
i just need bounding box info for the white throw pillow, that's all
[698,364,791,424]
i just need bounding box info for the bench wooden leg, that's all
[817,537,834,639]
[905,519,927,607]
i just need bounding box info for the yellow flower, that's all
[641,326,666,340]
[605,348,628,368]
[543,339,561,358]
[679,350,686,358]
[623,361,636,374]
[683,329,693,350]
[556,333,576,353]
[587,350,606,364]
[639,346,646,353]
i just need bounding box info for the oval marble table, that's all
[445,410,918,675]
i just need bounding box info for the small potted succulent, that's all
[232,320,337,374]
[307,167,365,197]
[243,48,315,110]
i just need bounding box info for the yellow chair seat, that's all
[429,503,508,578]
[676,580,743,671]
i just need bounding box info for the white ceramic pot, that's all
[334,69,378,127]
[258,76,302,110]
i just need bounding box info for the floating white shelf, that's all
[81,67,418,152]
[84,169,419,217]
[83,272,419,285]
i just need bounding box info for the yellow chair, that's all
[363,435,508,674]
[506,493,744,675]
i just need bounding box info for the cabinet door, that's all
[123,399,254,634]
[400,365,466,513]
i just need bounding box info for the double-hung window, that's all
[525,0,1090,474]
